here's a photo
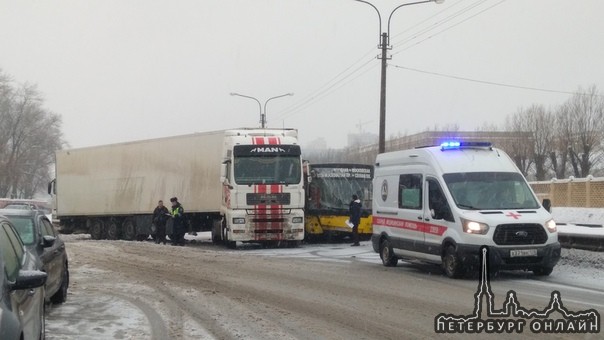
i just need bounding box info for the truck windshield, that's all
[234,156,301,185]
[443,172,539,210]
[307,178,372,212]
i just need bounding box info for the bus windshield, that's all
[308,177,372,212]
[443,172,539,210]
[234,155,301,185]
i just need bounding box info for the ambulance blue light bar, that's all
[440,141,492,151]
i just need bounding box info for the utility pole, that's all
[378,32,389,153]
[353,0,444,154]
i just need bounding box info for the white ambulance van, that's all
[371,141,561,278]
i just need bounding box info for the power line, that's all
[275,0,506,121]
[277,47,376,115]
[277,60,379,120]
[391,0,488,47]
[390,64,604,97]
[392,0,507,56]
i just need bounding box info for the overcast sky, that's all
[1,0,603,149]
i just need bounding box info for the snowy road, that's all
[46,234,603,339]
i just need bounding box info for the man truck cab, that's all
[372,142,561,278]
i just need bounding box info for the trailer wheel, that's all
[106,220,120,240]
[122,219,137,241]
[90,219,104,240]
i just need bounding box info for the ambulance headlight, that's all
[292,217,303,224]
[545,219,557,233]
[232,218,246,224]
[461,218,489,235]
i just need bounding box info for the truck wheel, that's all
[442,245,465,278]
[223,227,236,249]
[533,266,554,276]
[122,219,137,241]
[90,220,104,240]
[211,220,222,244]
[380,239,398,267]
[106,221,120,240]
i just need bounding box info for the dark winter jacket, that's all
[153,206,170,226]
[349,199,362,225]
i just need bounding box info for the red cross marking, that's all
[505,212,521,219]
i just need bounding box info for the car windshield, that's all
[234,156,301,185]
[443,172,539,210]
[7,216,36,245]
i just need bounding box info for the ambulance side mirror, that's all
[542,199,551,212]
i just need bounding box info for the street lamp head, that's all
[229,92,237,96]
[434,0,445,4]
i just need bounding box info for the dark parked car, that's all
[0,215,47,340]
[0,209,69,304]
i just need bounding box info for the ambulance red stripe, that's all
[373,216,447,236]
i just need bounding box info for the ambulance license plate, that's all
[510,249,538,257]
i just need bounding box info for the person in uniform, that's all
[170,197,186,246]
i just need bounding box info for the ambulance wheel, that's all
[380,239,398,267]
[533,266,554,276]
[442,245,464,278]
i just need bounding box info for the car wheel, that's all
[106,220,120,240]
[121,219,137,241]
[90,219,104,240]
[50,266,69,304]
[533,266,554,276]
[442,245,465,278]
[380,239,398,267]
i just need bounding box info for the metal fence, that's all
[530,177,604,208]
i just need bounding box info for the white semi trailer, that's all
[49,129,305,248]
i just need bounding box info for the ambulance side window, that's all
[427,178,454,222]
[398,174,422,210]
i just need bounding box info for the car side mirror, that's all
[10,270,47,291]
[42,235,56,248]
[542,199,552,213]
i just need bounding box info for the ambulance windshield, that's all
[443,172,539,210]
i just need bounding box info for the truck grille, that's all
[246,193,291,205]
[493,224,547,245]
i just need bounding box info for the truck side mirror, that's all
[542,199,551,212]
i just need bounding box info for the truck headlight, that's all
[545,219,557,233]
[461,218,489,235]
[232,218,246,224]
[292,217,303,224]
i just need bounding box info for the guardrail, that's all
[557,224,604,252]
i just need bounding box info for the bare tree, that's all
[0,69,64,198]
[565,85,604,177]
[504,110,533,176]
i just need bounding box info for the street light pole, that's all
[230,92,294,128]
[354,0,444,153]
[263,93,294,128]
